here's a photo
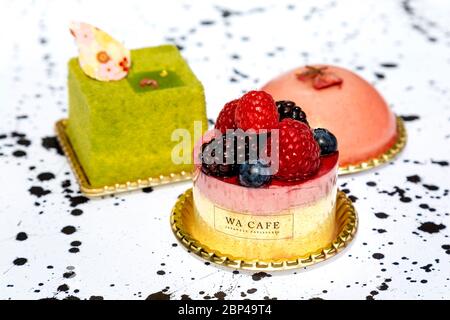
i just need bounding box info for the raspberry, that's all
[275,119,321,181]
[235,91,278,132]
[215,99,239,133]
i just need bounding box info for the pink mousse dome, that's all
[261,65,397,167]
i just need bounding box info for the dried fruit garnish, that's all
[296,66,327,81]
[139,78,159,89]
[296,65,343,90]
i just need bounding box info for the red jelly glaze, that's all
[210,152,339,187]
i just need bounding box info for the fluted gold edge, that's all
[170,188,358,271]
[55,119,192,197]
[338,116,407,175]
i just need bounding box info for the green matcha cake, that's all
[67,45,208,187]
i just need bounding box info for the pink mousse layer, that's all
[261,65,397,166]
[194,153,338,215]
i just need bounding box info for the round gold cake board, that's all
[170,188,358,271]
[338,116,407,175]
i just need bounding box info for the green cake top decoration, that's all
[129,69,185,93]
[69,45,202,103]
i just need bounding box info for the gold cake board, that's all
[55,119,192,197]
[338,116,407,175]
[171,188,358,271]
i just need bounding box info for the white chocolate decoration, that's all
[70,22,131,81]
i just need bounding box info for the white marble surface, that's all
[0,0,449,300]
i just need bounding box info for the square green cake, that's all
[67,45,208,187]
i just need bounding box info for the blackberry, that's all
[276,100,308,125]
[232,130,259,164]
[200,131,272,177]
[200,135,238,177]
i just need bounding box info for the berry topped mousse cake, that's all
[192,90,339,261]
[66,22,207,189]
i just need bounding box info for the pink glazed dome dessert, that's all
[261,65,398,167]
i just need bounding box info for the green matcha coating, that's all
[67,45,208,187]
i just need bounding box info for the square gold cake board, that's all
[55,119,192,197]
[171,188,358,271]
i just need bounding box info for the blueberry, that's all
[238,161,272,188]
[313,128,338,155]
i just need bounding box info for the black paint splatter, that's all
[66,195,89,207]
[406,175,421,183]
[63,271,76,279]
[372,253,385,260]
[380,63,398,68]
[400,115,420,122]
[13,257,28,266]
[431,160,448,167]
[378,283,389,291]
[380,186,411,203]
[57,284,69,292]
[28,186,51,198]
[420,264,433,273]
[200,20,216,26]
[12,150,27,157]
[61,226,76,235]
[146,291,171,300]
[374,72,385,80]
[61,180,71,188]
[441,245,450,254]
[418,222,446,234]
[16,232,28,241]
[41,136,63,155]
[214,291,226,300]
[37,172,55,181]
[70,209,83,216]
[142,187,153,193]
[252,272,272,281]
[423,184,439,191]
[375,212,389,219]
[17,138,31,147]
